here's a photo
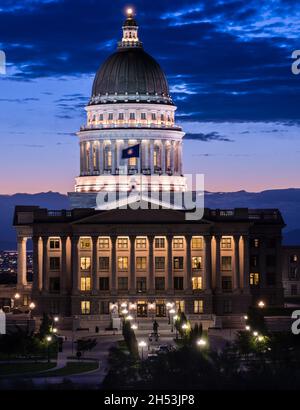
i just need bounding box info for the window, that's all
[118,277,128,290]
[99,277,109,291]
[108,113,113,120]
[118,237,128,249]
[155,277,165,291]
[49,277,60,293]
[136,277,147,293]
[100,301,109,314]
[99,257,109,271]
[136,257,147,270]
[250,255,259,268]
[80,277,91,291]
[250,272,260,286]
[192,256,202,270]
[221,237,232,249]
[290,254,298,263]
[266,272,276,286]
[289,266,298,279]
[80,238,91,250]
[118,113,124,120]
[223,299,232,314]
[222,276,232,292]
[49,238,60,249]
[194,300,203,314]
[49,257,60,271]
[251,238,260,248]
[221,256,232,271]
[173,257,184,270]
[192,237,203,249]
[81,301,90,315]
[136,238,147,249]
[129,112,135,120]
[160,114,164,122]
[151,113,156,121]
[266,255,276,267]
[173,237,184,249]
[192,277,202,290]
[141,113,146,120]
[99,114,103,121]
[174,276,184,290]
[155,237,165,249]
[176,300,185,312]
[80,257,91,270]
[99,238,110,249]
[291,284,298,296]
[118,256,128,271]
[155,256,165,270]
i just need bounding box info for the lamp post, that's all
[173,315,179,339]
[197,338,207,348]
[13,293,21,309]
[29,302,35,319]
[46,336,52,363]
[138,340,147,360]
[169,309,175,332]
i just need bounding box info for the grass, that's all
[0,362,56,376]
[39,361,99,377]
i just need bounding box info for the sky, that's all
[0,0,299,194]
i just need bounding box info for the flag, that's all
[121,144,140,159]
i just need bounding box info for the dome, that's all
[90,48,172,105]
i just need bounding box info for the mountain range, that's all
[0,189,300,249]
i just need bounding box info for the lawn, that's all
[40,361,99,377]
[0,362,56,376]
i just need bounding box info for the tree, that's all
[122,320,139,359]
[76,338,97,356]
[38,313,52,339]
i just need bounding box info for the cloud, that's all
[184,132,234,142]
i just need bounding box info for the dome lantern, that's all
[119,8,143,49]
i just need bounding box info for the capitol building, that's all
[13,11,284,327]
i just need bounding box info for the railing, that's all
[80,123,182,132]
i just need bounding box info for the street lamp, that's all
[169,308,175,332]
[53,316,59,323]
[46,336,52,363]
[121,308,128,315]
[197,338,207,347]
[138,340,147,360]
[258,300,265,308]
[125,315,133,321]
[244,315,248,320]
[245,325,251,331]
[173,315,179,339]
[253,331,258,337]
[131,324,138,330]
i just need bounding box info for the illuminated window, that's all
[251,238,260,248]
[173,257,184,270]
[153,148,159,167]
[128,156,137,166]
[49,257,60,271]
[99,257,109,271]
[136,257,147,270]
[155,257,165,270]
[136,238,147,249]
[86,148,90,169]
[49,238,60,249]
[221,256,232,271]
[93,146,97,169]
[118,256,128,270]
[192,277,202,290]
[155,237,165,249]
[192,256,202,270]
[118,237,128,249]
[175,300,185,312]
[192,237,203,249]
[194,300,203,314]
[290,254,298,263]
[81,301,90,315]
[80,277,91,291]
[173,237,184,249]
[80,257,91,270]
[104,147,112,168]
[99,238,109,249]
[80,238,91,250]
[221,237,232,249]
[250,272,260,286]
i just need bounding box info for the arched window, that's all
[104,145,112,169]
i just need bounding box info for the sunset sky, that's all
[0,0,299,194]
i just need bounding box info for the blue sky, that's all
[0,0,299,194]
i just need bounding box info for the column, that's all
[89,141,93,174]
[233,235,240,290]
[99,140,104,174]
[148,235,154,293]
[61,236,68,295]
[204,235,212,290]
[185,235,192,291]
[42,236,48,292]
[150,141,154,174]
[178,141,183,175]
[111,141,116,174]
[17,236,27,287]
[71,236,79,294]
[161,141,166,174]
[80,142,84,175]
[92,236,98,292]
[215,235,221,290]
[170,141,175,175]
[167,235,173,293]
[111,236,117,293]
[129,236,136,293]
[116,141,120,171]
[144,141,149,171]
[32,236,39,292]
[243,235,250,292]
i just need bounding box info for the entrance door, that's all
[137,302,148,317]
[156,303,166,317]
